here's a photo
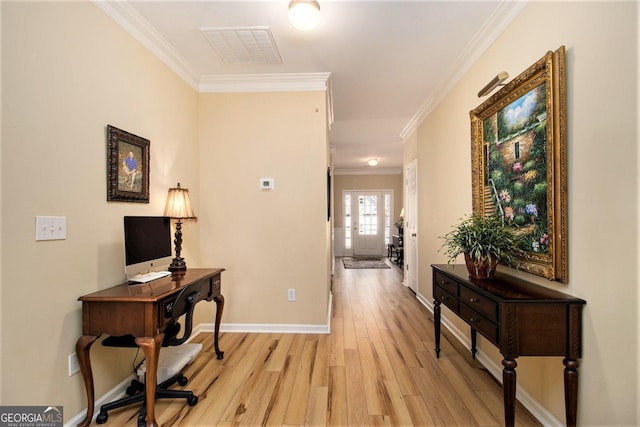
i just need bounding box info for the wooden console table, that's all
[75,268,225,427]
[432,264,585,427]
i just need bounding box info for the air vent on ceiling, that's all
[200,26,282,64]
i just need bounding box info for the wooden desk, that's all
[76,268,225,427]
[432,264,585,427]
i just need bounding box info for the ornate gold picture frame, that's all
[470,46,567,282]
[106,125,150,203]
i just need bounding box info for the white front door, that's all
[353,192,384,256]
[406,160,418,292]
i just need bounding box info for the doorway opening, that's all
[344,190,394,257]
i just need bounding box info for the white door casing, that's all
[406,160,418,292]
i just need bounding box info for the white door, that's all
[353,192,384,256]
[406,160,418,292]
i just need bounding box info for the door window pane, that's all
[345,193,352,249]
[384,193,391,245]
[359,195,378,235]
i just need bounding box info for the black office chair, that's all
[95,281,202,426]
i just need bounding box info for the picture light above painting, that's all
[470,46,568,283]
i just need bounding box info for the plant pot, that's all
[464,253,498,279]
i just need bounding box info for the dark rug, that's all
[342,257,390,269]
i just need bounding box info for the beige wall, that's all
[1,0,196,418]
[196,92,331,326]
[411,1,638,425]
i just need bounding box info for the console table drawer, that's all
[460,304,498,344]
[460,286,499,321]
[434,271,458,296]
[434,286,459,313]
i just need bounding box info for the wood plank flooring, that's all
[93,258,541,426]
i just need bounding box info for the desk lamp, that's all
[164,183,197,271]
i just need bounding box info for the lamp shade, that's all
[288,0,321,31]
[164,183,197,220]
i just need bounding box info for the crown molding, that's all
[198,72,331,93]
[92,0,201,90]
[93,0,334,99]
[400,0,529,141]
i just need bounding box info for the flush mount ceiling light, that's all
[288,0,321,31]
[367,159,378,167]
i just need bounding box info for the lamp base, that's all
[168,257,187,272]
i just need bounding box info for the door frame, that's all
[405,159,418,293]
[342,189,395,258]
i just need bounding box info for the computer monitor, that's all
[123,216,173,279]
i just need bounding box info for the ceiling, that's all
[96,1,527,174]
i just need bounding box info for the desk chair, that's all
[96,281,202,426]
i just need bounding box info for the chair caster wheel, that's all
[126,380,144,395]
[96,412,108,424]
[178,375,188,386]
[187,395,198,406]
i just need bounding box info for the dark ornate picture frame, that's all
[470,46,568,282]
[106,125,150,203]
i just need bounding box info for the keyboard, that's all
[129,271,171,284]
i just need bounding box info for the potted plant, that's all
[440,213,520,279]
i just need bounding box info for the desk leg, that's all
[433,299,441,358]
[75,335,99,427]
[563,358,579,427]
[135,335,163,427]
[214,294,225,359]
[502,358,517,427]
[470,328,477,359]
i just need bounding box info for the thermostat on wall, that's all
[260,178,274,190]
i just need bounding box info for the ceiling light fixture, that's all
[288,0,321,31]
[367,159,378,167]
[478,71,509,97]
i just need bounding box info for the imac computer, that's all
[123,216,173,283]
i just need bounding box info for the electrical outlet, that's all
[287,288,296,302]
[68,352,80,376]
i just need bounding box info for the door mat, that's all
[342,257,390,269]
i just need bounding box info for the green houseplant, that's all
[440,213,521,279]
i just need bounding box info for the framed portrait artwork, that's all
[470,46,568,283]
[106,125,150,203]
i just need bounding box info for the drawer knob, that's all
[441,280,448,285]
[470,318,480,323]
[441,296,448,301]
[469,298,479,303]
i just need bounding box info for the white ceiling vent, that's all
[200,26,282,64]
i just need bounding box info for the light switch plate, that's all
[36,216,67,241]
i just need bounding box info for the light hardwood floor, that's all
[96,258,541,426]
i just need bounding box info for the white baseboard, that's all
[414,292,562,426]
[195,321,330,335]
[67,295,334,425]
[194,292,333,336]
[64,375,135,427]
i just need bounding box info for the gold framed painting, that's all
[106,125,150,203]
[470,46,568,283]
